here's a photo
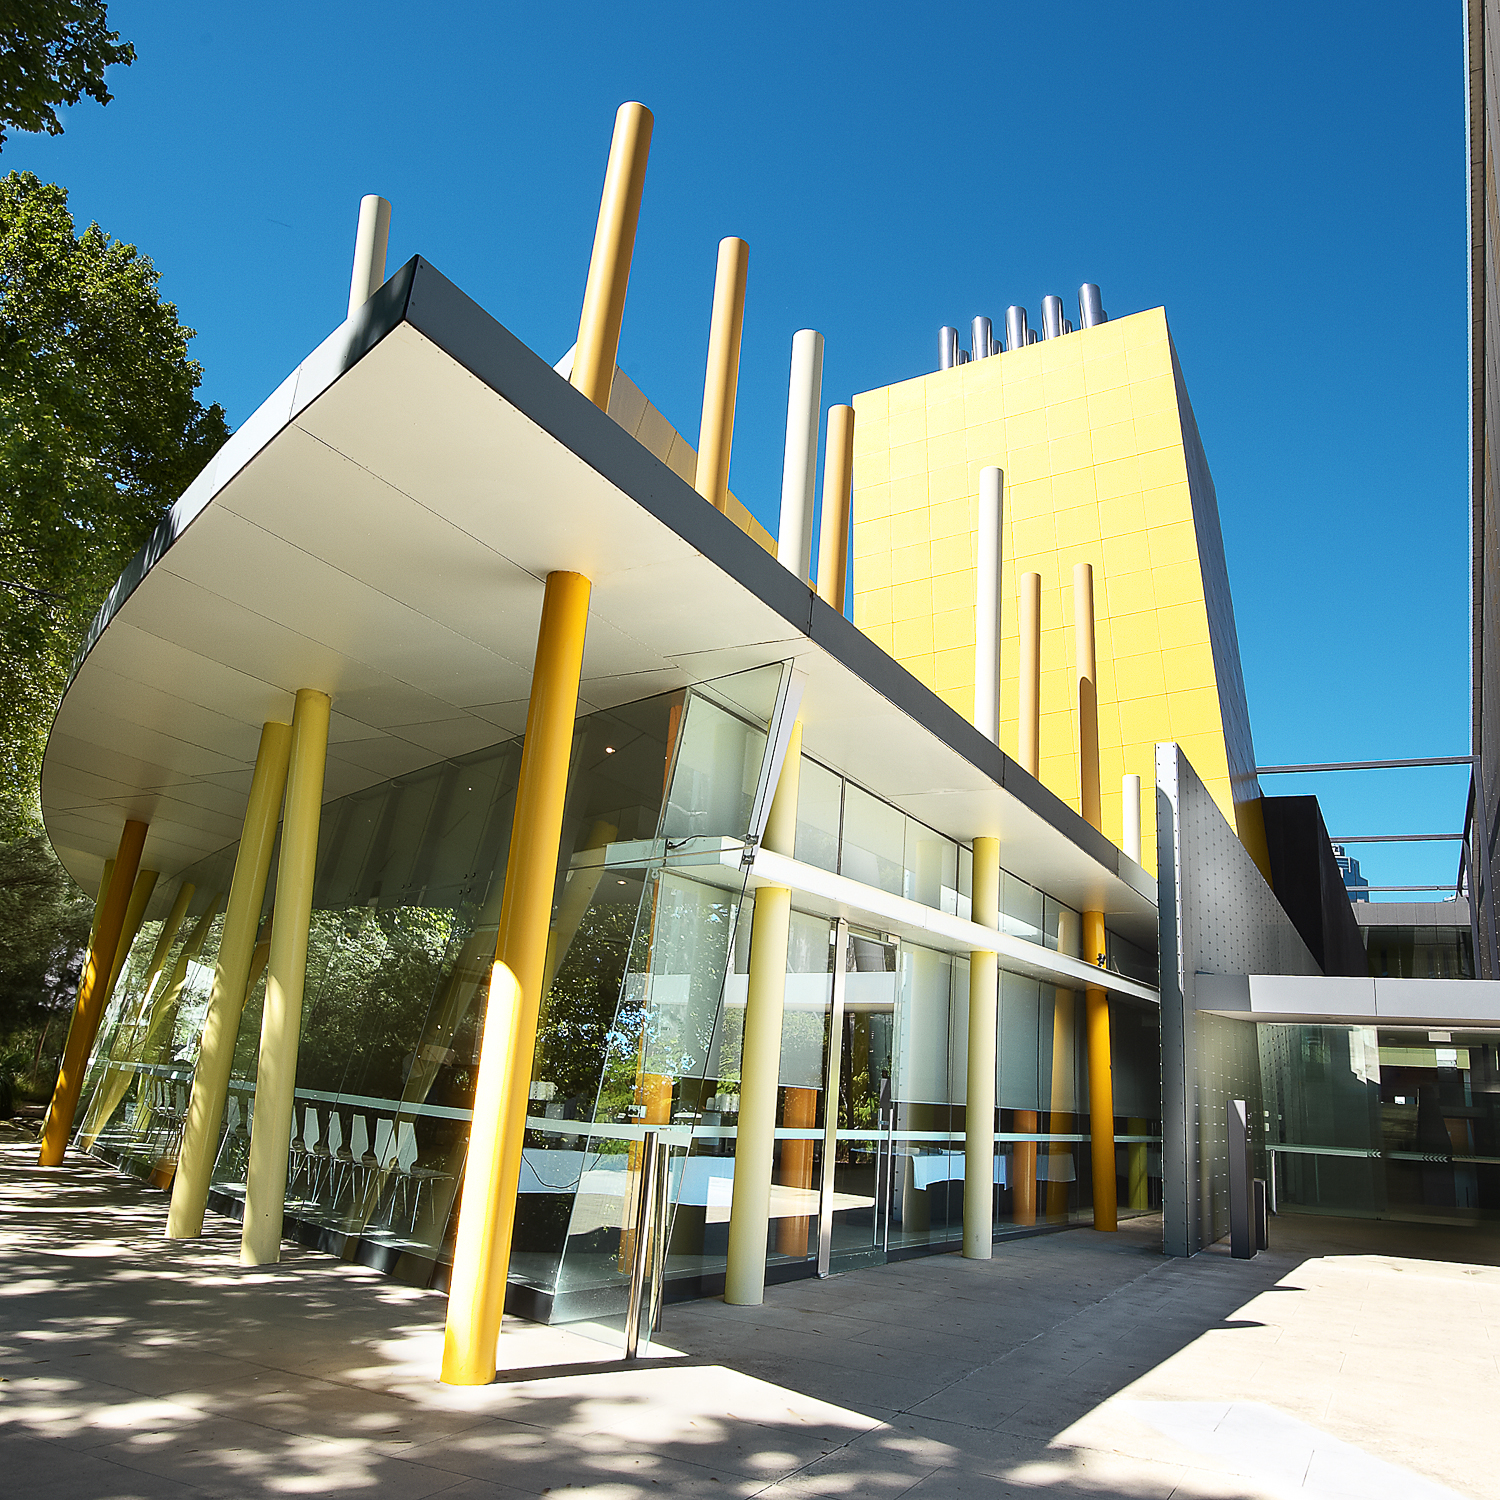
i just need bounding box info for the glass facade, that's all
[1262,1023,1500,1238]
[75,664,1163,1320]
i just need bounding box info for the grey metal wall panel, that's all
[1156,743,1319,1256]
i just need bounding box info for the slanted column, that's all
[964,836,1000,1258]
[39,818,148,1165]
[1012,575,1042,1223]
[816,406,855,612]
[241,692,331,1264]
[1122,774,1142,863]
[169,719,293,1239]
[973,467,1003,741]
[105,869,160,1006]
[777,330,824,582]
[78,877,189,1152]
[348,195,391,316]
[571,102,653,411]
[695,237,750,512]
[443,570,591,1385]
[1074,563,1116,1232]
[725,718,803,1305]
[1019,572,1041,777]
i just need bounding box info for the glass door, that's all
[817,922,899,1273]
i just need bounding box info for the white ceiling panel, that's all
[41,275,1154,941]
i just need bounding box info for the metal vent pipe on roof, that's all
[990,338,1001,357]
[939,326,959,371]
[1079,283,1106,327]
[956,348,970,364]
[1041,295,1064,340]
[971,316,993,361]
[1026,329,1038,345]
[1005,305,1028,351]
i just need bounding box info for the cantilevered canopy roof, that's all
[42,258,1156,943]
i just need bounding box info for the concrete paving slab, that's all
[4,1130,1498,1499]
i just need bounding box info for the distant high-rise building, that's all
[1331,844,1370,903]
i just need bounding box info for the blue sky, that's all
[8,1,1472,898]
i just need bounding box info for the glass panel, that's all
[794,757,842,874]
[840,783,906,895]
[1001,871,1044,944]
[905,823,958,914]
[827,932,897,1270]
[551,865,748,1330]
[662,694,768,841]
[888,942,961,1252]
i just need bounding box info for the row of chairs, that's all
[216,1098,450,1238]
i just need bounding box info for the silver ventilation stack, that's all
[1041,295,1065,340]
[939,326,959,370]
[971,316,993,361]
[1005,305,1028,352]
[1079,283,1107,327]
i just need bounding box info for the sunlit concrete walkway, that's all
[2,1126,1496,1500]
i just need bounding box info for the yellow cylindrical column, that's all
[726,719,802,1304]
[105,869,159,1005]
[817,405,855,613]
[1019,572,1041,777]
[241,692,330,1265]
[131,894,222,1135]
[1085,972,1117,1230]
[139,882,196,1011]
[1127,1116,1149,1210]
[169,719,293,1239]
[78,878,193,1151]
[571,102,653,411]
[1074,562,1100,830]
[964,836,1000,1258]
[39,818,148,1166]
[443,570,591,1385]
[1073,563,1115,1232]
[694,237,749,513]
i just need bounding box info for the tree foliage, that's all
[0,170,229,809]
[0,2,133,148]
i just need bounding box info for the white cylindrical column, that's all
[348,195,392,317]
[1122,774,1142,863]
[964,836,1001,1259]
[777,330,824,584]
[973,467,1003,743]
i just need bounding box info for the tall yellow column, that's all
[817,406,855,613]
[138,882,196,1017]
[725,719,802,1305]
[1019,572,1041,778]
[443,570,591,1385]
[78,879,193,1151]
[39,819,148,1165]
[105,869,160,1006]
[1074,563,1116,1232]
[964,836,1000,1258]
[695,237,749,513]
[169,720,293,1239]
[571,102,653,411]
[241,693,331,1265]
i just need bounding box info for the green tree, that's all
[0,2,133,149]
[0,807,92,1100]
[0,170,229,810]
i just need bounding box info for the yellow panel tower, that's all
[850,305,1268,879]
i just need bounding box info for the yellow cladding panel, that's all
[848,307,1255,874]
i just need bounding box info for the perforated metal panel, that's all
[1157,744,1318,1255]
